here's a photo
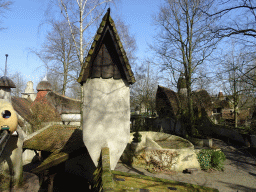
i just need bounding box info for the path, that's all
[114,138,256,192]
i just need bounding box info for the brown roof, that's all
[77,8,135,85]
[192,89,212,110]
[30,101,61,126]
[0,76,16,88]
[45,91,81,114]
[156,85,180,117]
[11,96,33,124]
[36,80,52,91]
[213,99,230,109]
[23,125,85,173]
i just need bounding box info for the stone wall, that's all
[152,115,251,147]
[121,132,200,172]
[198,114,248,145]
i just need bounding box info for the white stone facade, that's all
[82,78,130,170]
[22,81,36,101]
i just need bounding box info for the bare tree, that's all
[114,17,137,67]
[66,81,81,99]
[217,42,255,127]
[57,0,113,67]
[46,71,63,94]
[0,0,12,31]
[207,0,256,89]
[130,61,159,116]
[32,20,79,95]
[151,0,219,135]
[10,71,26,97]
[207,0,256,38]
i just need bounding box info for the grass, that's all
[0,173,11,191]
[112,171,219,192]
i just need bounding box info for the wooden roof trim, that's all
[77,8,135,84]
[32,152,69,173]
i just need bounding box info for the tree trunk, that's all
[62,62,68,95]
[79,0,83,67]
[187,78,194,136]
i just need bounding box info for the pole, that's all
[5,54,8,76]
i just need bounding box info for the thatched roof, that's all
[77,8,135,85]
[36,80,52,91]
[192,89,212,111]
[45,91,81,114]
[156,85,180,118]
[0,76,16,88]
[212,99,230,109]
[23,125,84,173]
[11,96,33,124]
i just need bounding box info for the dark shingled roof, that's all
[36,80,52,91]
[23,125,85,173]
[0,76,16,88]
[45,91,81,114]
[77,8,135,85]
[11,96,33,124]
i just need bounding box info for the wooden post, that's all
[48,173,57,192]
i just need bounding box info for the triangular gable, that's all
[77,8,135,85]
[156,85,180,117]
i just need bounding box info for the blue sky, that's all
[0,0,163,90]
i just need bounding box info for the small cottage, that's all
[77,8,135,171]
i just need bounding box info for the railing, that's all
[130,114,158,132]
[0,130,10,156]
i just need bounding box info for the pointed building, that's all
[78,8,135,170]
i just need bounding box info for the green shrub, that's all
[197,149,212,170]
[197,149,226,171]
[132,132,142,142]
[210,150,226,171]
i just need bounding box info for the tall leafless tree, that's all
[151,0,219,135]
[207,0,256,38]
[57,0,113,67]
[217,41,256,127]
[40,1,137,99]
[130,61,159,116]
[207,0,256,90]
[0,0,12,31]
[32,20,79,95]
[10,71,26,97]
[114,17,137,67]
